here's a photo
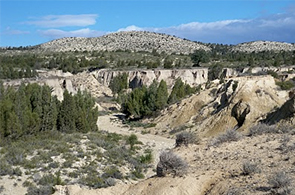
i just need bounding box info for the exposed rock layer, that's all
[91,68,208,89]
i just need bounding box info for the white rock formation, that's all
[91,68,208,89]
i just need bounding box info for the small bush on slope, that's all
[209,129,243,147]
[241,161,260,176]
[156,151,188,177]
[268,171,293,194]
[175,131,199,147]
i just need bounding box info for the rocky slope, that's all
[53,124,295,195]
[37,31,210,54]
[152,75,289,137]
[232,41,295,53]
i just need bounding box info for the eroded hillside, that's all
[152,75,289,138]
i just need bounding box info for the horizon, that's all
[1,1,295,47]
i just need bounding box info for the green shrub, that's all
[79,173,104,188]
[102,166,123,179]
[12,167,22,176]
[22,180,34,188]
[38,172,63,186]
[139,149,153,164]
[68,171,79,178]
[0,160,13,176]
[126,134,141,150]
[276,80,295,90]
[268,70,279,79]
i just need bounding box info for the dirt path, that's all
[97,114,175,176]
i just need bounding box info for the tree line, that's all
[112,75,200,119]
[0,82,98,141]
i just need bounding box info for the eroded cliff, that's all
[91,68,208,90]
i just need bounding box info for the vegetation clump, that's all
[0,83,98,141]
[209,129,243,146]
[156,151,188,177]
[175,131,199,147]
[268,172,293,194]
[241,161,260,176]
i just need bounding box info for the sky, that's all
[0,0,295,47]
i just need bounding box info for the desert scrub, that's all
[102,166,123,179]
[209,129,242,146]
[126,134,142,151]
[12,167,23,176]
[268,171,293,194]
[276,80,295,90]
[241,161,260,176]
[249,123,293,136]
[139,149,153,164]
[79,172,104,188]
[156,150,188,177]
[175,131,199,147]
[26,185,54,195]
[0,159,13,176]
[38,172,64,186]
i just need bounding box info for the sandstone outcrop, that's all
[152,75,289,137]
[222,66,295,78]
[263,95,295,125]
[91,68,208,90]
[38,31,210,54]
[3,70,112,106]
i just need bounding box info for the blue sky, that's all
[0,0,295,47]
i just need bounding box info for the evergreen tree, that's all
[168,78,185,104]
[109,73,128,94]
[145,80,158,115]
[75,90,98,133]
[58,90,76,133]
[155,80,168,110]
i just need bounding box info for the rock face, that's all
[232,41,295,53]
[91,68,208,89]
[38,31,210,54]
[222,66,295,78]
[231,100,251,127]
[3,70,112,103]
[153,75,289,137]
[263,95,295,125]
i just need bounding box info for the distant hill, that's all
[37,31,211,54]
[232,40,295,52]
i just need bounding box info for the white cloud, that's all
[39,28,105,39]
[116,12,295,44]
[117,25,144,32]
[25,14,98,28]
[2,27,30,35]
[33,8,295,44]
